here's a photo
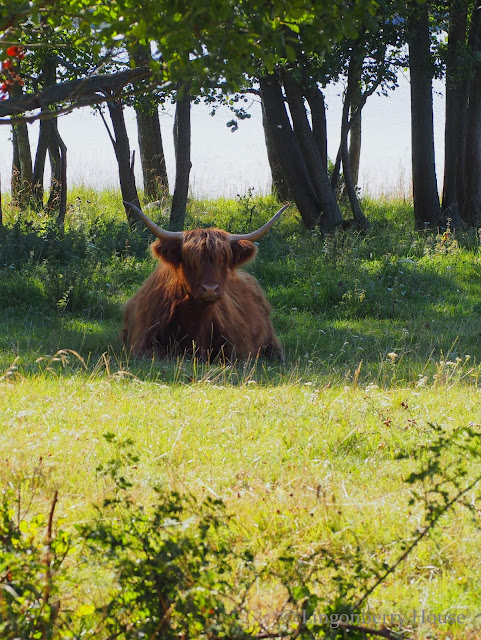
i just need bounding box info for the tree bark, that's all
[260,74,319,229]
[261,100,291,201]
[33,55,59,210]
[260,73,345,231]
[43,119,67,230]
[11,123,33,207]
[169,86,191,231]
[442,0,468,226]
[104,99,140,226]
[132,45,169,201]
[136,108,169,201]
[10,69,33,208]
[305,84,328,172]
[11,126,22,202]
[463,0,481,227]
[408,1,442,230]
[282,70,343,230]
[0,66,152,119]
[340,49,367,226]
[349,76,362,189]
[33,120,49,208]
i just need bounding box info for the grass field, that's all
[1,190,481,639]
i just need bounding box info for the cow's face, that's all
[152,229,257,304]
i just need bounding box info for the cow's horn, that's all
[124,201,183,239]
[228,203,290,242]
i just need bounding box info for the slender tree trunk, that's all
[104,99,140,226]
[10,62,33,207]
[11,127,21,203]
[340,49,367,226]
[261,101,291,201]
[340,95,366,226]
[463,0,481,227]
[33,122,49,209]
[136,108,169,200]
[55,132,67,231]
[408,1,442,230]
[305,84,328,172]
[33,54,58,210]
[169,86,191,231]
[349,75,362,189]
[442,0,468,226]
[45,122,61,213]
[11,123,33,207]
[43,120,67,229]
[132,44,169,201]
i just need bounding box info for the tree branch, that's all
[0,66,154,119]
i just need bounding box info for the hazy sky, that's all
[0,75,445,199]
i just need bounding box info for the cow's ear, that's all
[230,240,258,267]
[151,238,183,266]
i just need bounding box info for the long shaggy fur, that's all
[122,228,283,361]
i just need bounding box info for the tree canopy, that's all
[1,0,380,116]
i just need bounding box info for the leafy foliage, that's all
[0,491,72,640]
[2,0,381,95]
[1,422,480,639]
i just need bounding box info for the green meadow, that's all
[1,190,481,639]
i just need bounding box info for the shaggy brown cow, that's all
[122,202,289,361]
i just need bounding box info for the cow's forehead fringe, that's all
[182,228,231,256]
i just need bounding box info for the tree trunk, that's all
[261,100,291,201]
[349,79,362,189]
[463,0,481,227]
[282,70,343,230]
[104,99,140,226]
[408,1,442,230]
[10,63,33,208]
[33,54,59,211]
[136,108,169,201]
[442,0,468,227]
[340,49,367,226]
[260,74,319,229]
[132,44,169,201]
[11,123,33,207]
[43,120,67,229]
[45,122,61,214]
[305,84,328,172]
[11,126,21,203]
[260,73,345,231]
[169,86,191,231]
[33,121,49,209]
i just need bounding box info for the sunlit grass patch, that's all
[1,368,481,637]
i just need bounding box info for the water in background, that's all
[0,76,445,199]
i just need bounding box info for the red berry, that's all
[6,45,23,58]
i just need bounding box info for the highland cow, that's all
[122,202,288,361]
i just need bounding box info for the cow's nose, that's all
[202,283,220,296]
